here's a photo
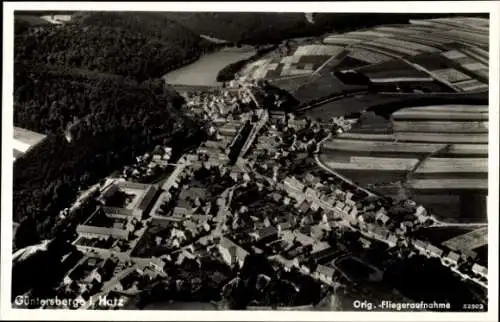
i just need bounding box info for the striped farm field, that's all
[394,132,488,143]
[416,158,488,173]
[395,105,489,113]
[322,155,418,171]
[409,178,488,190]
[392,121,488,133]
[392,111,488,121]
[322,140,488,156]
[335,132,396,141]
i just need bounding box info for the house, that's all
[278,222,293,232]
[295,232,315,246]
[471,263,487,278]
[304,173,321,186]
[443,251,460,266]
[335,201,345,211]
[284,176,305,192]
[310,246,339,263]
[349,207,358,218]
[297,200,312,214]
[305,187,320,199]
[316,264,336,284]
[219,237,249,268]
[359,237,372,248]
[173,206,192,217]
[426,244,443,258]
[413,239,428,253]
[149,257,166,273]
[387,234,399,248]
[414,205,428,222]
[372,226,390,241]
[253,226,278,242]
[375,208,390,226]
[271,192,283,203]
[76,225,130,240]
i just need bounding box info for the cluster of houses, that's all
[122,146,173,182]
[182,79,258,122]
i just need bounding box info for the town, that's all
[12,75,486,310]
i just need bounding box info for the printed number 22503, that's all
[463,303,485,311]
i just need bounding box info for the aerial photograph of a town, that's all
[6,6,494,315]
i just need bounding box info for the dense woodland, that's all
[13,12,215,248]
[15,13,213,81]
[13,66,204,247]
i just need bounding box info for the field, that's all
[442,227,488,252]
[163,47,256,86]
[411,226,474,245]
[393,121,488,133]
[394,132,488,143]
[322,140,488,157]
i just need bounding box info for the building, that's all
[149,257,166,273]
[413,239,428,253]
[387,234,399,248]
[414,205,428,223]
[375,208,391,226]
[471,263,488,278]
[284,176,306,192]
[310,246,339,263]
[426,244,444,258]
[76,225,130,240]
[218,237,249,268]
[100,181,159,219]
[315,264,336,284]
[443,251,460,267]
[252,226,278,243]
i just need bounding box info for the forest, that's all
[13,65,204,248]
[15,15,213,81]
[12,11,215,248]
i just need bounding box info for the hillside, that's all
[15,12,212,81]
[12,11,211,248]
[13,66,203,248]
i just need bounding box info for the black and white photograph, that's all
[2,2,498,321]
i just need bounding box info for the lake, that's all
[163,47,256,87]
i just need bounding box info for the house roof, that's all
[413,239,428,249]
[426,244,443,256]
[137,185,159,211]
[472,263,487,276]
[316,264,335,277]
[446,251,460,262]
[76,225,129,239]
[257,226,278,239]
[311,246,338,261]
